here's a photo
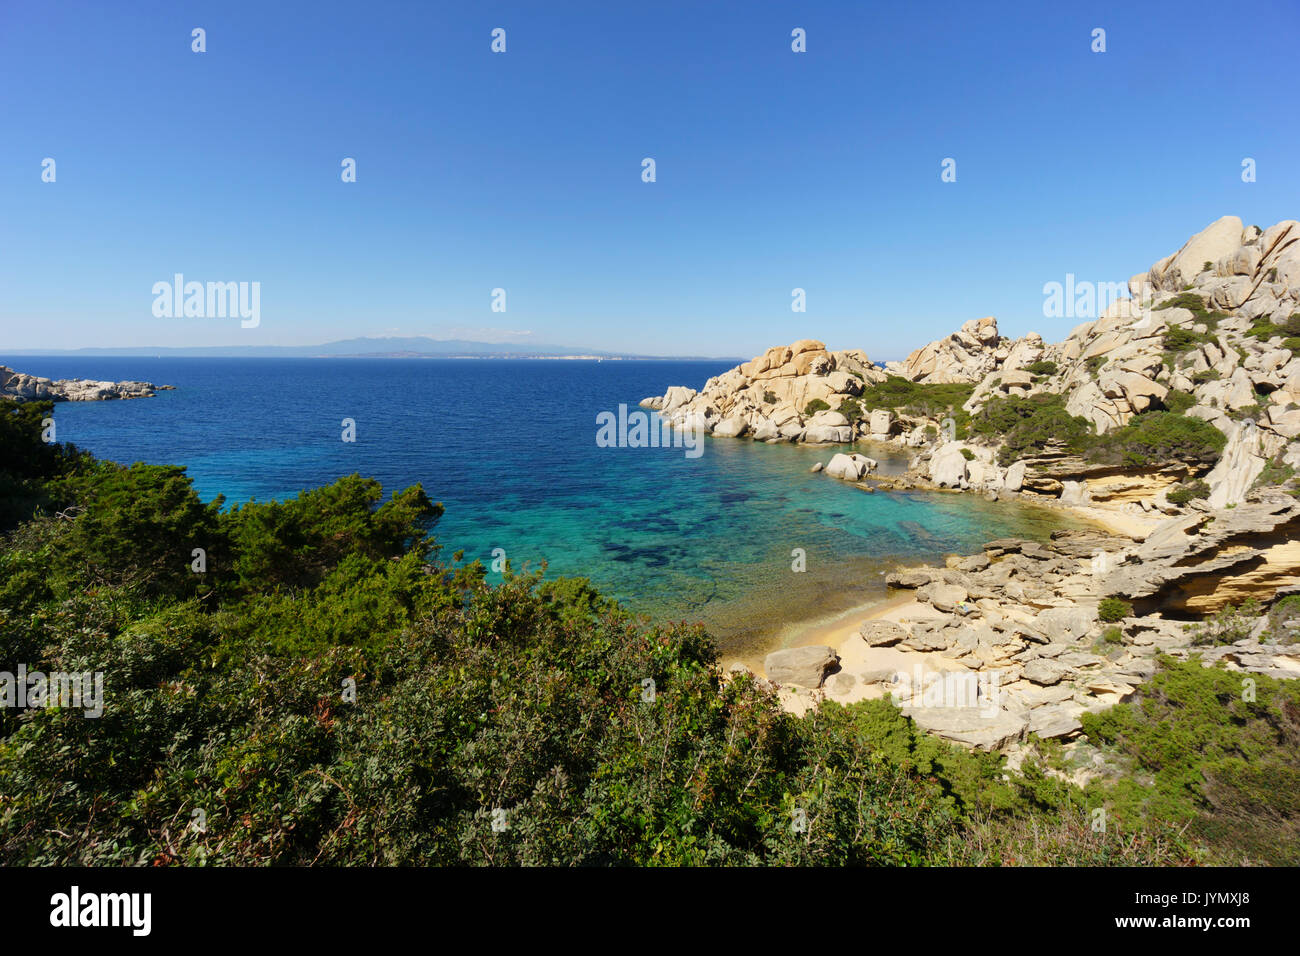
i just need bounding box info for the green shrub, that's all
[1081,657,1300,865]
[970,393,1095,465]
[854,376,973,437]
[803,398,831,417]
[1163,389,1196,414]
[1253,454,1296,491]
[1023,360,1058,376]
[1188,599,1261,646]
[1166,479,1209,505]
[959,448,976,461]
[1266,595,1300,645]
[1088,412,1226,467]
[837,397,865,422]
[762,390,778,405]
[1098,597,1133,623]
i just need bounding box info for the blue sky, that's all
[2,0,1297,359]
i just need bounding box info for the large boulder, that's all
[825,453,877,481]
[764,645,839,689]
[928,442,970,487]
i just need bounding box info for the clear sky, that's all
[2,0,1297,359]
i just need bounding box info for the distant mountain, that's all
[2,336,736,361]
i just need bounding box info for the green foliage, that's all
[1266,595,1300,645]
[1253,453,1296,491]
[222,474,440,592]
[1153,292,1229,329]
[1090,411,1226,467]
[836,397,864,423]
[56,462,225,600]
[0,400,92,530]
[803,398,831,417]
[1162,325,1212,354]
[855,376,972,436]
[1101,626,1124,644]
[969,393,1095,466]
[762,390,778,405]
[1247,314,1300,342]
[1166,479,1209,506]
[959,448,976,461]
[1023,360,1058,376]
[1082,657,1300,865]
[1187,599,1262,646]
[1162,389,1196,414]
[1098,597,1133,623]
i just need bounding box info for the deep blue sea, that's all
[4,356,1084,660]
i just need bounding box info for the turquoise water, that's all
[7,357,1084,657]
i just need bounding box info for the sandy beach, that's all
[748,497,1162,682]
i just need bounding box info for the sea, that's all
[3,356,1085,660]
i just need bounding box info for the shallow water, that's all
[8,356,1086,656]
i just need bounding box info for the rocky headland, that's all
[0,365,172,402]
[646,215,1300,754]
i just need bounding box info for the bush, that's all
[1023,360,1058,376]
[1188,599,1261,646]
[1162,389,1196,414]
[1166,479,1209,505]
[959,448,976,461]
[1088,412,1226,467]
[803,399,831,417]
[1081,657,1300,865]
[855,376,972,436]
[1252,454,1295,491]
[837,397,865,422]
[970,393,1095,466]
[762,390,778,405]
[1267,595,1300,645]
[1098,597,1133,623]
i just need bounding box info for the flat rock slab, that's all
[859,621,907,647]
[902,706,1028,752]
[1023,658,1071,685]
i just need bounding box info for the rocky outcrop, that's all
[1100,490,1300,614]
[641,339,886,446]
[813,521,1300,750]
[884,316,1030,385]
[1,366,171,402]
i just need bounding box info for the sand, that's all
[747,497,1164,682]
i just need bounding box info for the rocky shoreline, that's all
[650,215,1300,753]
[753,490,1300,754]
[1,365,172,402]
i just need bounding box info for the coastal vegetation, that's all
[7,398,1300,868]
[855,375,973,430]
[1,398,1293,866]
[968,393,1226,468]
